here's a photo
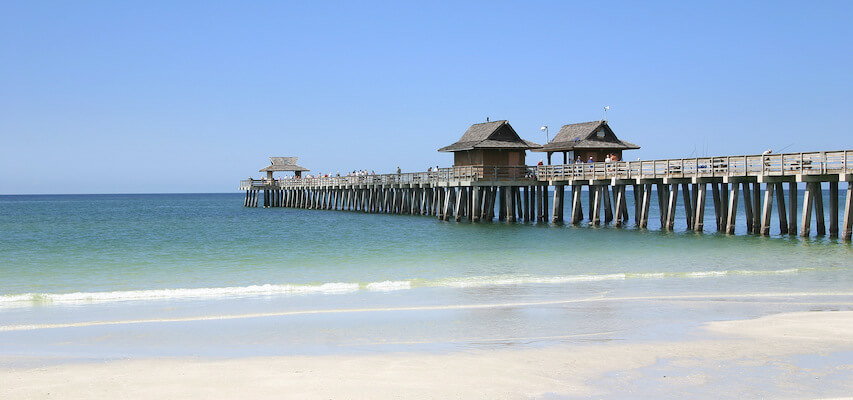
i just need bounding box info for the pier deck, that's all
[240,150,853,241]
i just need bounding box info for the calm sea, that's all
[1,193,851,360]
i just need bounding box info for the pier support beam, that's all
[742,182,754,234]
[801,182,815,237]
[726,184,739,234]
[788,182,798,235]
[665,183,679,230]
[640,184,652,229]
[814,183,826,236]
[829,181,839,238]
[694,183,706,232]
[571,184,583,225]
[682,183,693,230]
[552,185,564,223]
[775,182,788,235]
[614,185,626,227]
[711,183,721,231]
[592,186,601,225]
[760,183,774,236]
[751,183,761,233]
[843,182,853,241]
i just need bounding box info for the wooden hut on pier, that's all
[532,120,639,164]
[259,157,309,179]
[438,120,541,167]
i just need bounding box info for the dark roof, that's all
[532,120,640,152]
[259,157,310,172]
[438,120,541,152]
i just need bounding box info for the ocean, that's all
[1,193,851,362]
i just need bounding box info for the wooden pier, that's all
[241,150,853,241]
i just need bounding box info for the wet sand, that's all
[2,311,852,399]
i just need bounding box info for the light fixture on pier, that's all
[540,126,549,143]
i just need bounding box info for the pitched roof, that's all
[259,157,310,172]
[438,120,541,152]
[532,120,640,152]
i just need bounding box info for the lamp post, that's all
[540,126,549,143]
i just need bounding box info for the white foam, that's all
[687,271,729,278]
[0,282,360,306]
[439,273,629,288]
[0,268,809,307]
[366,280,411,292]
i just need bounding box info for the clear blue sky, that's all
[1,1,851,194]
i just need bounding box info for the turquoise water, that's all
[0,193,851,361]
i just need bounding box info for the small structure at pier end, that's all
[259,157,309,179]
[438,120,541,167]
[532,120,639,164]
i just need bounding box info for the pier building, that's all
[240,123,853,241]
[532,120,640,164]
[438,120,540,168]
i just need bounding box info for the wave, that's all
[0,267,812,307]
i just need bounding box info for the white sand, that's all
[2,311,853,399]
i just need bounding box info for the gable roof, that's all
[438,120,541,152]
[532,120,640,152]
[259,156,310,172]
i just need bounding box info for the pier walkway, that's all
[240,150,853,241]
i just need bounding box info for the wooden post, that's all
[694,183,706,232]
[711,183,722,231]
[801,182,815,237]
[447,187,457,221]
[571,184,583,224]
[620,185,629,223]
[515,187,524,221]
[814,183,825,236]
[665,183,679,230]
[720,183,729,231]
[587,185,594,222]
[657,184,669,227]
[472,187,481,222]
[592,186,601,225]
[552,185,564,223]
[488,186,497,220]
[640,183,652,228]
[495,186,505,221]
[742,182,753,233]
[681,183,693,230]
[454,187,465,222]
[760,183,774,236]
[726,183,739,234]
[528,186,535,222]
[603,185,613,224]
[751,182,761,234]
[829,181,839,238]
[614,185,624,227]
[788,182,798,235]
[775,182,788,235]
[842,182,853,241]
[633,184,642,226]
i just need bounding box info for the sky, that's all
[1,0,851,194]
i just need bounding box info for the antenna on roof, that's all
[603,106,611,121]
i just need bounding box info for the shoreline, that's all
[3,311,852,399]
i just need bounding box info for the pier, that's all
[240,119,851,241]
[241,150,853,241]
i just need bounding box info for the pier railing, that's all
[241,166,536,189]
[536,150,852,181]
[241,150,852,190]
